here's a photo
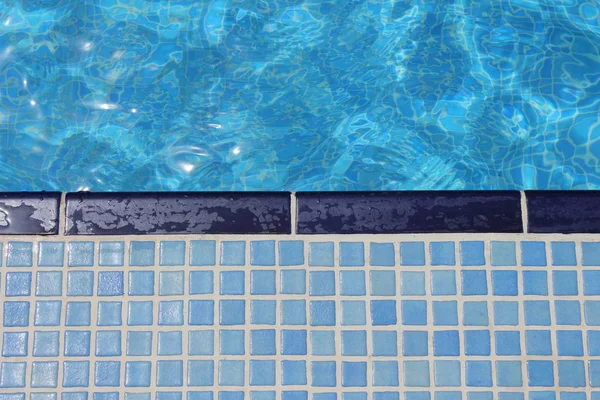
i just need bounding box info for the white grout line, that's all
[290,192,297,235]
[520,191,528,234]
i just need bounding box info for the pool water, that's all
[0,0,599,191]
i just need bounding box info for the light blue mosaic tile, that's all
[190,240,216,266]
[251,240,275,266]
[7,242,33,267]
[37,241,64,267]
[220,241,245,266]
[582,242,600,266]
[431,242,456,266]
[129,241,156,267]
[491,241,517,266]
[309,242,334,267]
[99,241,125,267]
[551,241,577,266]
[68,242,94,267]
[521,241,547,267]
[339,242,364,267]
[370,242,395,266]
[279,241,304,266]
[400,242,425,266]
[160,241,186,266]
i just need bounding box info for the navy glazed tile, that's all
[66,192,291,235]
[0,192,60,234]
[526,191,600,233]
[296,191,522,234]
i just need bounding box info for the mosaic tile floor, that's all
[0,236,598,400]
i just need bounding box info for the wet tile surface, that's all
[296,191,522,234]
[527,191,600,233]
[0,193,60,235]
[65,192,291,235]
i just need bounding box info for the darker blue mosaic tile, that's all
[296,191,522,233]
[66,192,291,234]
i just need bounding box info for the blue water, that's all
[0,0,599,191]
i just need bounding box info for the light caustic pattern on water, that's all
[0,0,599,191]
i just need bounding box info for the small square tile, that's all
[220,300,245,325]
[464,330,490,356]
[97,301,122,326]
[220,241,245,266]
[558,360,585,387]
[251,329,276,355]
[311,271,336,296]
[251,300,276,325]
[311,331,335,356]
[494,301,519,326]
[158,301,184,325]
[403,361,430,387]
[433,330,460,356]
[64,330,91,356]
[521,241,547,266]
[0,362,26,388]
[551,242,577,266]
[553,271,578,296]
[495,331,521,356]
[434,360,461,387]
[523,271,548,295]
[431,270,456,295]
[2,332,28,357]
[461,270,488,295]
[187,360,214,386]
[431,242,456,266]
[460,241,485,266]
[98,271,124,296]
[158,331,183,355]
[38,242,64,267]
[281,270,306,294]
[279,241,304,266]
[370,242,395,266]
[340,271,366,296]
[400,271,425,296]
[433,301,458,326]
[251,270,275,295]
[590,361,600,387]
[524,301,551,326]
[403,330,428,356]
[35,271,62,296]
[68,242,94,267]
[32,331,59,357]
[496,361,522,387]
[282,360,307,385]
[373,361,399,386]
[190,240,216,266]
[159,271,185,296]
[309,242,334,267]
[340,242,364,267]
[281,300,306,325]
[586,301,600,325]
[5,272,31,296]
[188,330,213,356]
[190,271,214,295]
[250,360,275,386]
[219,330,244,355]
[402,300,427,325]
[62,360,90,387]
[342,301,366,326]
[312,361,336,387]
[491,241,516,266]
[371,300,396,326]
[589,331,600,355]
[96,331,121,356]
[66,302,91,326]
[125,361,152,387]
[280,329,306,355]
[582,242,600,266]
[160,241,185,266]
[311,301,336,326]
[99,241,124,266]
[34,300,61,326]
[157,360,183,387]
[463,301,489,326]
[584,270,600,295]
[3,302,30,327]
[251,240,275,266]
[128,271,154,296]
[369,270,395,296]
[31,361,59,388]
[220,271,246,296]
[127,301,153,326]
[67,271,94,296]
[342,362,367,387]
[129,241,155,267]
[95,360,121,386]
[492,270,518,296]
[341,330,367,356]
[465,361,492,387]
[557,330,583,356]
[372,331,397,356]
[218,360,244,386]
[400,242,425,266]
[525,330,552,356]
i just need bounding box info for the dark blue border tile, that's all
[526,191,600,233]
[0,192,60,235]
[296,191,522,234]
[66,192,291,235]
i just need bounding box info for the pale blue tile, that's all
[218,360,244,386]
[129,241,155,267]
[309,242,334,267]
[189,271,214,295]
[403,330,428,356]
[64,331,91,356]
[494,301,519,326]
[312,361,336,387]
[279,241,304,266]
[586,301,600,326]
[99,241,124,267]
[401,271,425,296]
[68,242,94,267]
[525,330,552,356]
[38,242,64,267]
[373,361,398,386]
[158,331,183,356]
[342,301,366,326]
[524,301,551,326]
[551,242,577,266]
[464,330,490,356]
[220,300,245,325]
[62,360,89,387]
[157,360,183,387]
[372,331,397,356]
[460,241,485,266]
[280,330,306,355]
[553,271,578,296]
[340,242,364,267]
[491,241,516,266]
[523,271,548,295]
[32,331,59,357]
[310,271,336,296]
[282,360,307,385]
[97,271,124,296]
[251,329,276,355]
[187,360,214,386]
[584,270,600,295]
[340,271,366,296]
[96,331,121,357]
[3,302,30,327]
[400,242,425,266]
[0,362,26,388]
[370,271,396,296]
[342,362,367,387]
[521,241,547,267]
[434,360,461,387]
[97,301,122,326]
[2,332,28,357]
[281,300,307,325]
[220,271,244,295]
[7,242,33,267]
[311,331,335,356]
[370,243,395,266]
[219,330,244,356]
[341,330,367,356]
[5,272,31,296]
[463,301,488,326]
[128,271,154,296]
[251,240,275,266]
[250,270,275,295]
[251,300,275,325]
[34,300,61,326]
[160,241,185,266]
[496,361,522,387]
[36,271,62,296]
[190,240,216,266]
[281,270,306,295]
[433,301,458,326]
[403,361,430,387]
[159,301,184,325]
[311,301,336,326]
[125,361,152,387]
[127,301,153,326]
[558,360,585,388]
[188,330,214,356]
[249,360,275,386]
[430,242,455,266]
[402,300,427,325]
[465,361,492,387]
[159,271,184,296]
[66,302,91,326]
[431,270,456,295]
[67,271,94,296]
[582,242,600,266]
[220,241,245,266]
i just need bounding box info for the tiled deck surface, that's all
[0,191,599,399]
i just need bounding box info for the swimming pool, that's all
[0,0,599,191]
